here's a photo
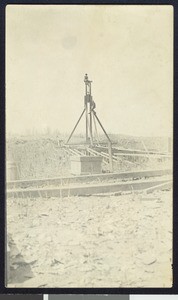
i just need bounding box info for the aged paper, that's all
[6,5,173,288]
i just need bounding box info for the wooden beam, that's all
[6,169,172,190]
[7,178,172,199]
[114,153,172,158]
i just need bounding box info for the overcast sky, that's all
[6,5,173,137]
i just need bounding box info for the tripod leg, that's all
[66,108,86,144]
[93,111,111,144]
[93,112,99,144]
[89,110,94,146]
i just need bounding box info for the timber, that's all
[6,168,172,190]
[7,177,172,199]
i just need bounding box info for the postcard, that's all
[6,4,173,288]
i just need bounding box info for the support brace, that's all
[66,108,86,144]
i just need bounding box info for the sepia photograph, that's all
[130,296,178,300]
[45,296,129,300]
[6,5,173,288]
[44,296,178,300]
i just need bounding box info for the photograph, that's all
[130,296,178,300]
[45,296,178,300]
[45,296,129,300]
[6,5,173,288]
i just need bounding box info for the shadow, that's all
[7,234,34,284]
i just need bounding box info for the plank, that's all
[7,178,172,199]
[6,168,172,190]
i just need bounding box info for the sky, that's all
[6,5,173,137]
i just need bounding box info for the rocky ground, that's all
[7,190,172,288]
